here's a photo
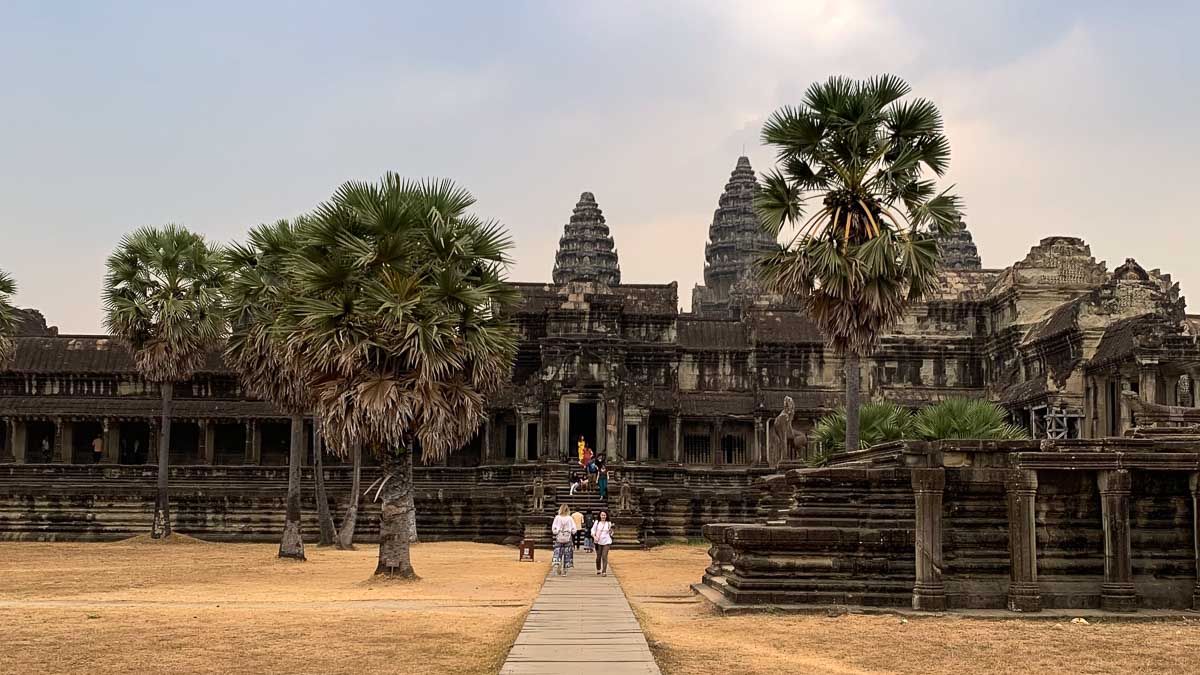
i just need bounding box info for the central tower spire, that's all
[552,192,621,286]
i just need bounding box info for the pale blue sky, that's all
[2,1,1197,333]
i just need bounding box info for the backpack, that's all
[554,527,573,544]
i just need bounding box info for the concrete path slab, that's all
[500,567,662,675]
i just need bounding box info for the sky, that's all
[2,1,1197,334]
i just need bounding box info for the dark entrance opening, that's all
[26,421,55,463]
[119,422,150,464]
[260,421,290,466]
[448,428,483,467]
[169,422,201,464]
[526,422,539,461]
[213,423,247,465]
[72,421,104,463]
[504,423,517,460]
[625,425,638,461]
[568,401,598,453]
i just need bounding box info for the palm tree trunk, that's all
[312,425,336,547]
[336,442,362,550]
[845,354,861,452]
[152,382,173,539]
[278,413,306,560]
[408,491,418,543]
[375,449,416,578]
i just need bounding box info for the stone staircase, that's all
[520,483,643,550]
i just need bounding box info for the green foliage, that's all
[277,175,520,463]
[0,268,16,367]
[813,401,916,451]
[101,225,228,383]
[914,398,1030,441]
[224,219,310,414]
[814,398,1029,452]
[755,75,962,357]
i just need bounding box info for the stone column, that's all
[200,420,214,465]
[1138,367,1158,405]
[0,420,11,463]
[637,422,649,463]
[1005,469,1041,611]
[1190,473,1200,611]
[911,468,946,611]
[516,415,529,463]
[672,416,681,464]
[245,420,261,465]
[55,418,70,463]
[753,417,766,465]
[1098,469,1136,612]
[12,421,26,463]
[102,419,120,464]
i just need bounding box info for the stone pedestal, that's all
[1005,469,1041,612]
[1098,469,1137,612]
[1190,473,1200,611]
[911,468,946,611]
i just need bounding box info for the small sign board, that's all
[518,538,535,562]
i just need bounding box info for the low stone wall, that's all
[0,463,769,546]
[702,439,1200,613]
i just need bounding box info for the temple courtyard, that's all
[0,540,1196,674]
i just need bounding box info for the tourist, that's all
[591,510,614,576]
[569,472,585,496]
[597,463,609,500]
[577,435,586,466]
[551,504,577,576]
[582,510,595,552]
[571,508,585,550]
[92,434,104,464]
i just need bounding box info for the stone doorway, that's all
[119,422,150,464]
[72,421,103,464]
[25,421,55,463]
[567,401,598,453]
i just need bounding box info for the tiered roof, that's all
[699,156,775,302]
[552,192,620,286]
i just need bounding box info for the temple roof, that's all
[936,219,983,270]
[693,156,776,312]
[552,192,620,286]
[6,336,226,375]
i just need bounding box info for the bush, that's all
[812,402,916,452]
[914,398,1029,441]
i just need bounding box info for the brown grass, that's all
[611,545,1200,675]
[0,540,549,675]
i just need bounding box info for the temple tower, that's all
[691,156,776,314]
[937,219,983,270]
[552,192,620,286]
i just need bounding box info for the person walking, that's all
[591,510,614,576]
[551,504,577,576]
[582,510,595,552]
[570,509,585,556]
[597,464,609,500]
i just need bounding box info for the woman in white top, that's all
[551,504,578,576]
[590,510,614,576]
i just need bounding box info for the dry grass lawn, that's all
[611,544,1200,675]
[0,537,549,675]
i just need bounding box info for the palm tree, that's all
[914,398,1029,441]
[812,401,916,451]
[281,175,519,577]
[0,268,17,368]
[225,220,316,559]
[103,225,227,538]
[756,75,962,452]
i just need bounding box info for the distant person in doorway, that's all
[577,436,586,466]
[591,510,614,576]
[551,504,577,576]
[40,437,50,463]
[92,434,104,464]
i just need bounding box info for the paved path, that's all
[500,566,662,674]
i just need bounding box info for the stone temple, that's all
[3,156,1200,613]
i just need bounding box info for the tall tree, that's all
[0,269,16,368]
[281,175,519,578]
[225,220,314,560]
[103,225,227,538]
[756,75,962,452]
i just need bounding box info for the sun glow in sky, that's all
[2,1,1197,333]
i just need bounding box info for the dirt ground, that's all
[610,544,1200,675]
[0,538,549,675]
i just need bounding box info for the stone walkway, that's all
[500,565,662,674]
